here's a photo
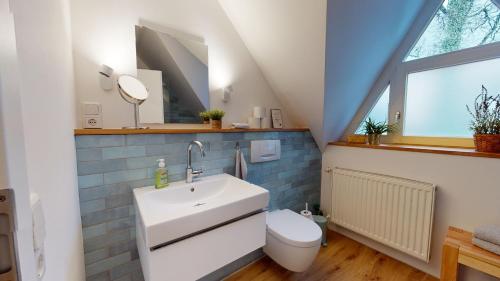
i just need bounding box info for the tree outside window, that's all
[407,0,500,61]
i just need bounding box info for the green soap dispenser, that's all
[155,158,168,189]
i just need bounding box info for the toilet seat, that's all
[266,209,322,248]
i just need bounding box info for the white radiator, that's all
[331,168,436,262]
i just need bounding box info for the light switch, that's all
[83,103,101,115]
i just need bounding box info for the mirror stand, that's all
[122,103,149,130]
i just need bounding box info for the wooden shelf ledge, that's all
[329,141,500,159]
[75,128,309,136]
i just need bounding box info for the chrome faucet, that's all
[186,140,206,183]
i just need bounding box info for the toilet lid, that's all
[266,209,322,248]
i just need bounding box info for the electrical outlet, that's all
[84,116,102,128]
[82,102,103,129]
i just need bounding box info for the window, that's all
[405,58,500,137]
[407,0,500,61]
[349,0,500,145]
[355,85,390,134]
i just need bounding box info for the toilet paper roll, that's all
[248,117,261,129]
[300,210,313,220]
[253,106,266,119]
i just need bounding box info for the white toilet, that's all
[263,209,322,272]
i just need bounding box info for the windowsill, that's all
[348,134,475,148]
[329,141,500,159]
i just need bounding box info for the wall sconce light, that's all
[222,86,233,103]
[99,64,114,91]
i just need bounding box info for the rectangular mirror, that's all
[135,25,209,124]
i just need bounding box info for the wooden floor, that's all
[226,231,438,281]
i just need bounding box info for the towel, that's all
[472,237,500,255]
[231,123,250,129]
[474,225,500,246]
[235,150,248,180]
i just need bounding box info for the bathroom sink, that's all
[133,173,269,249]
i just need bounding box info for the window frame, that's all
[347,0,500,147]
[393,41,500,139]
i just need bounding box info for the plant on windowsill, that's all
[199,111,210,124]
[362,118,395,145]
[208,109,225,129]
[466,86,500,153]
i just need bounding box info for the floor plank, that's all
[225,231,438,281]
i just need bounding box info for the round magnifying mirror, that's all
[117,75,149,129]
[117,75,149,104]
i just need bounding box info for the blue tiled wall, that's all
[75,131,321,281]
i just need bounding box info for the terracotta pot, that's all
[211,119,222,129]
[367,134,381,145]
[474,134,500,153]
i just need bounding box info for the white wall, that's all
[0,0,15,188]
[321,145,500,280]
[0,1,37,278]
[0,117,6,188]
[0,61,6,187]
[219,0,327,145]
[9,0,86,280]
[71,0,291,129]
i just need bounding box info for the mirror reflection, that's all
[135,25,209,124]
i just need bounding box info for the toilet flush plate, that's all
[250,140,281,163]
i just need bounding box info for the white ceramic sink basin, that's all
[134,173,269,248]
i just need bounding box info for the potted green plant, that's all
[208,109,225,129]
[362,118,394,145]
[466,86,500,152]
[199,111,210,124]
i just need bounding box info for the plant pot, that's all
[202,119,210,125]
[474,134,500,153]
[348,134,367,144]
[211,119,222,129]
[367,134,381,145]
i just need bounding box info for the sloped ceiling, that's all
[219,0,425,148]
[323,0,426,145]
[218,0,327,146]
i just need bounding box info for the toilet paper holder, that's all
[0,189,18,281]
